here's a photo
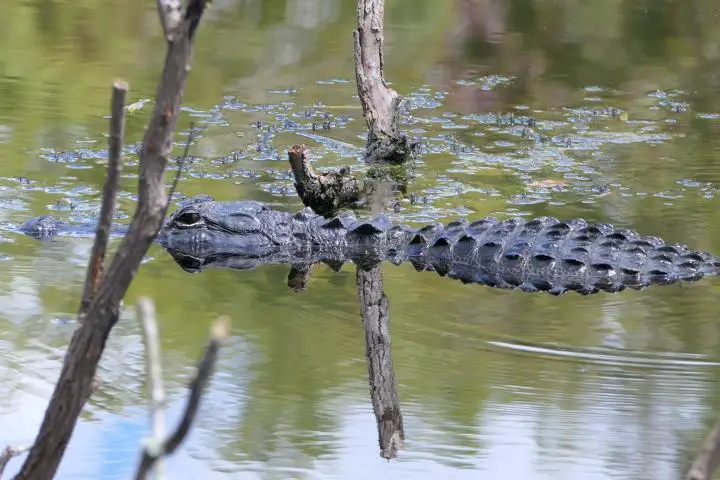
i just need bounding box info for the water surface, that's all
[3,0,720,479]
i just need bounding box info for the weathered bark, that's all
[78,82,127,321]
[686,419,720,480]
[353,0,416,164]
[287,144,410,215]
[288,144,362,215]
[13,2,208,478]
[356,265,404,460]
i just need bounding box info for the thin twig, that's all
[78,81,128,320]
[0,446,29,478]
[133,316,230,480]
[137,298,166,480]
[686,418,720,480]
[164,122,201,217]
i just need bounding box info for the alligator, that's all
[14,196,720,295]
[154,196,720,296]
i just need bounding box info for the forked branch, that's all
[13,2,209,479]
[134,316,230,480]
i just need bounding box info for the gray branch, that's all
[353,0,416,163]
[133,317,230,480]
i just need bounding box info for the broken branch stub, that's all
[288,144,362,215]
[353,0,416,164]
[13,2,209,479]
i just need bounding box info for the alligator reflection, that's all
[165,248,405,459]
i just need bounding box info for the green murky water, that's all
[3,0,720,478]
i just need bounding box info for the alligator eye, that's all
[175,210,202,226]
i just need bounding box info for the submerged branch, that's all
[134,316,230,480]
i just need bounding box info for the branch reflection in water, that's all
[164,248,406,460]
[356,264,404,460]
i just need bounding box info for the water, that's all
[3,0,720,478]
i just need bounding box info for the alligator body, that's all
[156,197,720,295]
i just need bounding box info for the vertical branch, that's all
[78,81,128,320]
[356,265,404,459]
[353,0,415,164]
[14,2,209,479]
[137,298,166,480]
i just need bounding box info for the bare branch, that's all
[134,316,230,480]
[14,2,209,478]
[137,298,166,480]
[686,419,720,480]
[0,446,29,478]
[353,0,416,163]
[78,80,127,321]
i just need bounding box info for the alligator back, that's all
[400,215,720,295]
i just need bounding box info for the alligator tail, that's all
[402,216,720,295]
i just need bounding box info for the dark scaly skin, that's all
[156,197,720,295]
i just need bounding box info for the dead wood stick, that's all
[78,81,128,321]
[133,316,230,480]
[14,2,209,479]
[0,446,29,478]
[353,0,415,164]
[137,298,166,480]
[686,418,720,480]
[288,144,362,215]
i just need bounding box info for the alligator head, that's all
[157,197,293,259]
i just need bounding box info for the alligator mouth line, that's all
[170,217,279,248]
